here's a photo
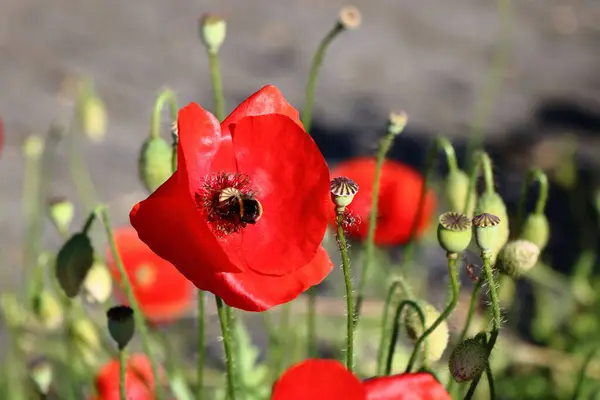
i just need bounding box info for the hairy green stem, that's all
[208,51,225,121]
[150,89,178,139]
[98,206,165,400]
[336,213,355,371]
[385,300,425,375]
[215,296,237,400]
[119,348,127,400]
[464,151,495,214]
[516,168,549,233]
[196,292,205,399]
[405,255,459,373]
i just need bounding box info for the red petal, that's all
[330,158,436,245]
[106,227,194,324]
[228,115,330,276]
[271,359,366,400]
[363,373,452,400]
[130,173,242,280]
[213,246,333,311]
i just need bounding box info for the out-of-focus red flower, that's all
[130,85,333,312]
[107,227,194,324]
[271,359,451,400]
[94,354,162,400]
[330,158,436,245]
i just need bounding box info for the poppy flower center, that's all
[195,171,263,237]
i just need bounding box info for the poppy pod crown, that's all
[130,85,334,312]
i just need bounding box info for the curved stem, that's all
[215,296,237,400]
[301,22,344,131]
[196,292,205,399]
[571,349,597,400]
[98,206,165,400]
[336,213,355,372]
[119,348,127,400]
[208,51,225,121]
[464,151,495,215]
[405,255,459,373]
[385,299,425,375]
[150,89,178,139]
[516,168,549,233]
[307,287,317,357]
[485,362,496,400]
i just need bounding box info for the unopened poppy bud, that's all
[199,14,227,54]
[72,318,101,365]
[80,94,107,142]
[55,232,95,298]
[29,358,53,395]
[387,111,408,135]
[338,6,362,30]
[449,337,488,382]
[519,213,550,251]
[497,239,540,277]
[472,213,501,256]
[82,261,113,304]
[23,135,45,159]
[437,212,472,254]
[107,305,135,350]
[330,176,359,214]
[48,197,74,234]
[139,136,173,193]
[32,290,63,330]
[445,170,476,216]
[405,302,449,362]
[475,192,510,255]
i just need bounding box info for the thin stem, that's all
[225,305,239,392]
[69,113,98,211]
[516,168,549,233]
[571,349,597,400]
[464,0,512,166]
[64,301,79,400]
[376,279,410,375]
[405,255,459,373]
[464,151,495,215]
[301,22,344,131]
[119,349,127,400]
[485,362,496,400]
[208,51,225,122]
[273,303,291,380]
[307,287,317,357]
[463,373,482,400]
[354,123,406,325]
[385,300,425,375]
[215,296,236,400]
[98,207,165,400]
[336,213,355,372]
[196,292,205,400]
[151,89,178,139]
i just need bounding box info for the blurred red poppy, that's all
[107,227,194,324]
[271,359,451,400]
[330,158,435,245]
[130,85,333,312]
[94,354,162,400]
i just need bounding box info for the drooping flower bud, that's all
[330,176,359,215]
[338,6,362,30]
[404,302,449,363]
[55,232,95,298]
[387,111,408,136]
[199,14,227,54]
[32,290,64,330]
[448,337,488,382]
[79,91,107,143]
[496,240,540,277]
[107,305,135,350]
[47,197,74,235]
[29,357,53,395]
[445,169,476,217]
[519,213,550,251]
[437,212,472,254]
[82,261,113,304]
[138,136,173,194]
[472,213,501,256]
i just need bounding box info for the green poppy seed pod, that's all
[80,94,107,142]
[29,358,53,395]
[404,302,449,362]
[437,212,473,254]
[519,213,550,251]
[72,318,101,365]
[472,213,501,256]
[475,191,510,258]
[199,14,227,54]
[448,337,488,382]
[445,170,477,217]
[82,261,113,304]
[330,176,359,214]
[48,197,74,234]
[338,6,362,30]
[139,136,173,194]
[55,232,95,298]
[32,290,63,330]
[496,240,540,277]
[107,305,135,350]
[388,111,408,135]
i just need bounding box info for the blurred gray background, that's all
[1,0,600,291]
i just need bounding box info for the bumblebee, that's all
[217,187,263,225]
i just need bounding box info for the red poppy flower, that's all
[130,85,333,312]
[271,359,451,400]
[330,158,436,245]
[94,354,162,400]
[107,227,194,324]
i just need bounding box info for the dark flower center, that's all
[195,172,263,236]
